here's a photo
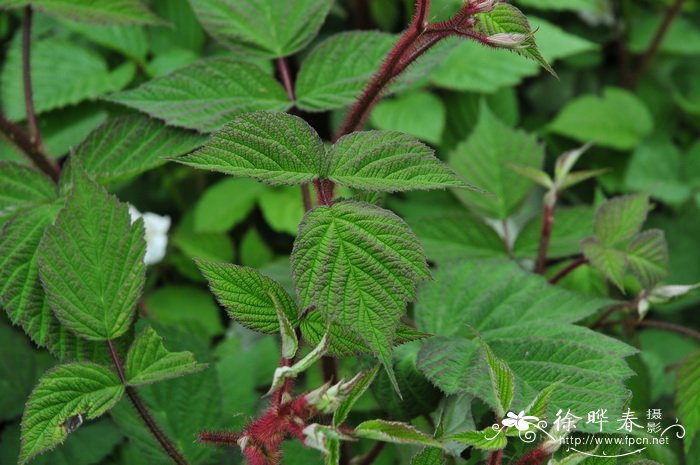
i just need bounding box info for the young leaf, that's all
[189,0,332,58]
[295,31,394,112]
[354,420,444,448]
[548,88,653,150]
[0,0,162,25]
[105,59,290,132]
[370,91,447,145]
[449,103,544,219]
[593,194,650,246]
[333,365,380,426]
[19,363,124,465]
[415,259,635,428]
[326,131,469,192]
[626,230,669,289]
[268,332,329,394]
[74,115,205,184]
[445,427,507,451]
[581,238,628,291]
[275,294,298,359]
[177,111,325,185]
[474,3,556,76]
[292,201,430,391]
[478,339,515,416]
[39,169,146,340]
[193,178,264,233]
[195,259,299,334]
[125,327,206,386]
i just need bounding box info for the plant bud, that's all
[486,33,530,48]
[473,0,498,13]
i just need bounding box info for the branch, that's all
[275,57,296,102]
[0,112,59,181]
[359,441,386,465]
[487,449,503,465]
[548,256,588,285]
[106,340,190,465]
[628,0,686,89]
[535,202,556,274]
[22,6,43,151]
[597,318,700,342]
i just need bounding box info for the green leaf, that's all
[514,206,594,259]
[548,88,653,150]
[474,3,556,76]
[449,103,544,218]
[143,285,224,338]
[528,17,598,63]
[629,15,700,56]
[19,363,124,465]
[676,351,700,453]
[411,448,445,465]
[1,36,135,121]
[74,115,205,184]
[259,186,305,235]
[295,31,393,112]
[416,259,635,427]
[125,327,205,386]
[292,201,429,391]
[241,228,274,268]
[193,178,264,233]
[626,230,669,289]
[171,212,234,265]
[0,162,56,219]
[370,91,446,145]
[333,365,380,426]
[624,137,691,206]
[593,194,650,247]
[150,0,205,54]
[189,0,332,58]
[407,211,506,263]
[431,40,539,94]
[276,294,298,359]
[0,0,161,24]
[327,131,467,192]
[581,238,628,291]
[39,169,146,340]
[177,111,324,185]
[196,259,299,334]
[354,420,444,448]
[59,20,149,61]
[445,427,507,451]
[105,59,290,132]
[479,339,515,416]
[0,323,46,421]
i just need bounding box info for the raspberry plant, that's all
[0,1,699,465]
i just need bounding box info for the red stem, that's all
[22,7,43,152]
[535,203,556,274]
[359,442,386,465]
[487,449,503,465]
[548,256,588,284]
[106,341,190,465]
[275,57,296,102]
[599,319,700,342]
[0,112,59,181]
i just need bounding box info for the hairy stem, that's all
[535,203,556,274]
[106,340,190,465]
[22,7,43,152]
[548,256,588,284]
[487,449,503,465]
[334,0,431,140]
[359,441,386,465]
[0,113,59,181]
[628,0,685,89]
[275,57,296,102]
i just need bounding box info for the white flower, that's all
[128,205,171,265]
[502,411,539,431]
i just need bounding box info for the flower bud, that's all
[304,373,363,414]
[473,0,498,13]
[302,424,353,454]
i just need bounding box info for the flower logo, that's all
[502,411,539,431]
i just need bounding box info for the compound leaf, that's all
[327,131,468,192]
[626,229,669,289]
[105,58,290,132]
[39,169,146,340]
[354,420,443,448]
[19,363,124,465]
[292,201,429,391]
[177,111,324,185]
[196,259,299,334]
[593,194,650,247]
[125,327,205,386]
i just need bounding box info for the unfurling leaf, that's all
[125,327,206,386]
[19,363,124,464]
[354,420,444,448]
[478,339,515,416]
